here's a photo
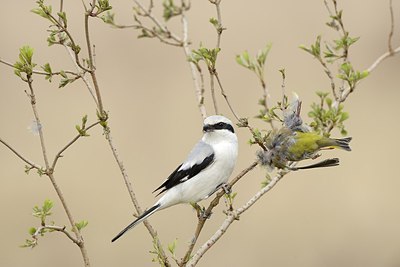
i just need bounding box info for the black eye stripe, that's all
[205,122,235,133]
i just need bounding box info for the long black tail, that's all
[111,203,161,242]
[290,158,340,171]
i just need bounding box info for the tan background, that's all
[1,1,400,266]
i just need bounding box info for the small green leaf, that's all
[299,44,312,55]
[325,97,332,107]
[209,17,218,28]
[339,112,349,122]
[24,165,32,174]
[163,0,181,21]
[41,63,53,82]
[261,173,272,188]
[20,239,38,249]
[75,220,88,231]
[57,11,67,27]
[97,0,112,13]
[316,91,329,99]
[167,239,177,255]
[82,115,88,127]
[29,227,37,235]
[101,11,115,25]
[359,70,369,79]
[59,70,67,78]
[42,199,53,216]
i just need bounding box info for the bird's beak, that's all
[203,125,212,132]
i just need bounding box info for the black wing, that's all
[153,153,214,196]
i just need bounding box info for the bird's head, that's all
[202,115,237,144]
[202,115,235,134]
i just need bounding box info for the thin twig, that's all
[84,5,105,115]
[26,79,50,170]
[388,0,394,54]
[0,137,43,170]
[0,57,78,77]
[63,46,99,108]
[210,74,218,114]
[104,130,170,266]
[181,12,207,119]
[33,225,80,245]
[316,55,338,100]
[133,0,182,43]
[51,121,100,170]
[46,11,91,72]
[214,72,240,121]
[209,0,224,114]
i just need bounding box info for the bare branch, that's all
[51,121,101,170]
[181,13,208,119]
[209,0,225,115]
[214,72,240,121]
[63,46,99,107]
[388,0,394,54]
[104,130,170,266]
[0,137,43,171]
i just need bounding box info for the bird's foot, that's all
[221,183,231,195]
[191,202,212,219]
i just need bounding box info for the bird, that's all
[258,93,352,170]
[259,127,352,170]
[111,115,238,242]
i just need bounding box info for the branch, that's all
[51,121,101,170]
[0,137,43,171]
[32,224,80,246]
[187,169,287,267]
[133,0,182,44]
[388,0,394,54]
[84,4,105,116]
[63,45,99,108]
[209,0,225,115]
[338,46,400,102]
[104,130,171,266]
[214,72,240,121]
[45,10,91,72]
[181,12,208,119]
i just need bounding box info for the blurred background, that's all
[1,1,400,266]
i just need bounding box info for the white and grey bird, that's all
[111,115,238,242]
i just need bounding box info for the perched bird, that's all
[112,115,238,242]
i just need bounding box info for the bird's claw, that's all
[191,202,212,219]
[221,183,231,195]
[201,209,212,219]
